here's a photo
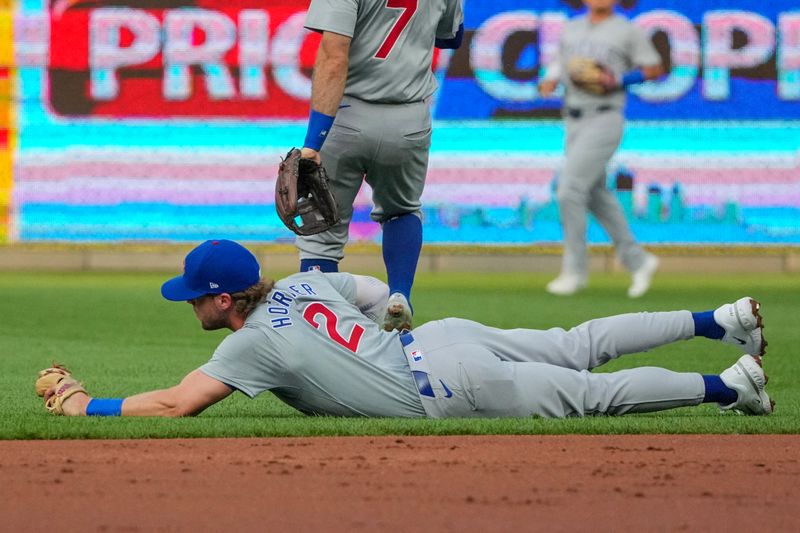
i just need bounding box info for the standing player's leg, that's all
[587,177,658,297]
[366,99,431,331]
[582,110,657,298]
[297,102,369,273]
[584,161,658,298]
[382,213,422,328]
[587,180,638,259]
[552,169,593,294]
[549,114,620,295]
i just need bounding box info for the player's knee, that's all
[376,210,422,225]
[556,188,575,204]
[556,185,589,205]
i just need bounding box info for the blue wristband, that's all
[86,398,124,416]
[303,109,336,151]
[621,70,646,87]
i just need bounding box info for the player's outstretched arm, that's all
[37,367,233,417]
[120,370,234,417]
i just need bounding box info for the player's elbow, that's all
[157,399,190,418]
[170,398,210,417]
[158,388,201,417]
[160,407,185,418]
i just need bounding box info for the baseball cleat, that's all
[628,253,659,298]
[713,297,767,356]
[383,292,413,332]
[546,273,587,296]
[718,354,774,415]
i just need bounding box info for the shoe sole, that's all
[734,355,774,415]
[742,298,763,329]
[743,299,768,356]
[383,303,412,332]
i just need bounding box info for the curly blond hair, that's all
[230,278,275,316]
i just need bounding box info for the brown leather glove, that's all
[276,148,339,236]
[567,57,618,95]
[35,364,87,415]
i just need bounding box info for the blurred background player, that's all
[539,0,665,297]
[295,0,464,331]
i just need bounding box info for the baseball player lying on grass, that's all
[37,240,773,419]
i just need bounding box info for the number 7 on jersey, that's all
[374,0,418,59]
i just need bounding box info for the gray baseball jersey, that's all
[200,271,426,417]
[559,13,660,108]
[201,271,706,418]
[305,0,463,104]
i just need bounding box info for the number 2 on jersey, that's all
[302,302,365,353]
[374,0,418,59]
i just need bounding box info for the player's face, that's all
[583,0,617,12]
[188,294,230,330]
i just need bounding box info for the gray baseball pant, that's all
[557,110,648,276]
[405,310,705,418]
[296,96,432,262]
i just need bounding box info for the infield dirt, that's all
[3,435,798,532]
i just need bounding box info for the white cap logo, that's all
[209,282,220,289]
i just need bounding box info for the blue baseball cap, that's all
[161,240,261,301]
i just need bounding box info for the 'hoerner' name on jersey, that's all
[266,283,317,329]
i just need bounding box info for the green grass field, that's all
[2,270,798,439]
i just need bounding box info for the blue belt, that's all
[400,331,414,347]
[399,332,432,396]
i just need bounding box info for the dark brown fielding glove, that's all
[276,148,339,236]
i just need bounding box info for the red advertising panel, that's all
[48,0,319,117]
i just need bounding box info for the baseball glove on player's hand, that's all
[35,364,87,415]
[567,57,618,95]
[276,148,339,236]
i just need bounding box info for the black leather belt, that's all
[566,104,614,119]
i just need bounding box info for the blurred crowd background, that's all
[0,0,797,250]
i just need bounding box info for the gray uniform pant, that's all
[405,311,704,418]
[557,109,648,276]
[297,96,432,262]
